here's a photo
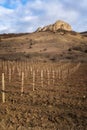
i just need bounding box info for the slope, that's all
[0,30,87,62]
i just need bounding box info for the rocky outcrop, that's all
[36,20,72,32]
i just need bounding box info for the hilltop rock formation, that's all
[36,20,72,32]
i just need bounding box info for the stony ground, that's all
[0,63,87,130]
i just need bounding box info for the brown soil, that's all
[0,62,87,130]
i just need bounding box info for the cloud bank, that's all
[0,0,87,33]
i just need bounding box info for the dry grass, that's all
[0,31,87,62]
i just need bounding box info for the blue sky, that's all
[0,0,87,33]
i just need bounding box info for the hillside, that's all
[0,21,87,62]
[80,31,87,37]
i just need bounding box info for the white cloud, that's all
[43,1,79,23]
[27,0,79,30]
[0,0,86,33]
[0,25,8,31]
[0,6,13,15]
[22,16,38,22]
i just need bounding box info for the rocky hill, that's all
[36,20,72,32]
[0,20,87,62]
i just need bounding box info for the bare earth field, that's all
[0,27,87,130]
[0,61,87,130]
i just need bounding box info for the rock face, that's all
[36,20,72,32]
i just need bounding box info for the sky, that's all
[0,0,87,33]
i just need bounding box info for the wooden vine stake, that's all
[30,67,33,75]
[47,70,50,87]
[52,70,55,85]
[41,70,43,87]
[9,68,11,82]
[21,72,24,96]
[33,71,35,91]
[2,73,5,103]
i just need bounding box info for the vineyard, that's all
[0,61,87,130]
